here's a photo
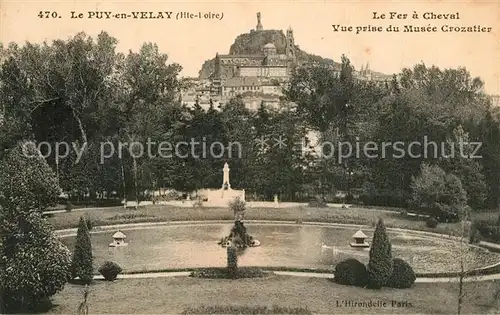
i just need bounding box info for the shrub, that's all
[400,210,408,217]
[367,218,393,289]
[471,217,500,244]
[42,212,54,218]
[65,201,74,212]
[98,261,123,281]
[426,217,438,228]
[0,141,60,213]
[190,267,267,279]
[308,199,327,208]
[71,216,93,284]
[387,258,416,289]
[229,197,246,220]
[108,213,155,221]
[0,215,72,312]
[193,198,204,208]
[0,142,71,312]
[345,194,354,203]
[333,258,368,287]
[469,225,482,244]
[85,218,93,231]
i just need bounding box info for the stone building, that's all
[211,13,297,82]
[354,62,392,86]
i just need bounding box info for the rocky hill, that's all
[198,29,338,79]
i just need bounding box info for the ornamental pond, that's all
[60,223,500,274]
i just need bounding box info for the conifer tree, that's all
[367,218,393,288]
[72,216,93,284]
[227,245,238,279]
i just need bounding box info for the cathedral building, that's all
[212,17,297,81]
[202,13,298,109]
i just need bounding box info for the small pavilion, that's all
[350,230,370,248]
[109,231,128,247]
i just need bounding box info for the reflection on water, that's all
[60,224,500,273]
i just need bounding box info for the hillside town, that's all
[180,13,392,110]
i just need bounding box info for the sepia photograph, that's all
[0,0,499,314]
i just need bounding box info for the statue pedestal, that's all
[203,188,245,207]
[196,162,245,207]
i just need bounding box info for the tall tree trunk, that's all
[120,158,126,209]
[55,158,60,186]
[457,217,468,315]
[133,157,138,210]
[457,273,464,315]
[0,289,5,314]
[72,110,87,144]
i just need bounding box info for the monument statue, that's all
[222,162,231,190]
[256,12,263,31]
[199,162,245,206]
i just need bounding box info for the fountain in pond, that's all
[218,220,261,250]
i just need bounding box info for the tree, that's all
[369,64,489,206]
[0,33,119,147]
[246,103,311,200]
[439,125,487,210]
[0,141,60,212]
[0,33,124,204]
[71,216,94,284]
[0,141,71,312]
[450,207,491,315]
[477,109,500,208]
[77,285,91,315]
[367,218,393,289]
[410,163,468,221]
[283,56,386,201]
[111,43,182,207]
[284,55,355,134]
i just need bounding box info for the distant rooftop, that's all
[224,76,261,87]
[218,54,265,59]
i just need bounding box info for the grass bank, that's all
[47,205,472,236]
[47,276,499,314]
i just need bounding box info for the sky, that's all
[1,0,499,94]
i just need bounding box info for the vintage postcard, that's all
[0,0,499,314]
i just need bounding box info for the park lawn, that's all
[48,276,499,314]
[48,205,466,235]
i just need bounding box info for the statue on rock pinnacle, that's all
[256,12,263,31]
